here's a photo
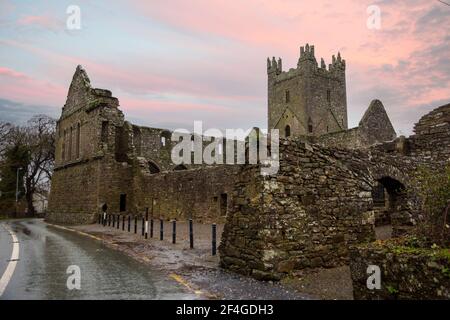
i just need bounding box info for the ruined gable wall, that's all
[47,66,135,224]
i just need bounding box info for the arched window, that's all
[69,126,73,160]
[174,164,187,171]
[308,117,313,133]
[76,123,80,159]
[160,130,171,147]
[148,161,160,174]
[285,125,291,137]
[62,129,66,161]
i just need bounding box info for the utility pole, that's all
[15,167,22,216]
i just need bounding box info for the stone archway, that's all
[371,175,412,239]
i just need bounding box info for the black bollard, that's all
[128,215,131,232]
[212,223,217,256]
[108,214,111,226]
[145,208,149,239]
[98,213,101,224]
[112,214,115,228]
[150,219,154,238]
[141,217,145,236]
[134,216,137,234]
[117,215,120,229]
[122,215,125,231]
[172,220,176,244]
[160,219,163,240]
[189,219,194,249]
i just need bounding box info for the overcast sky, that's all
[0,0,448,135]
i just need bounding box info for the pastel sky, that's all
[0,0,449,135]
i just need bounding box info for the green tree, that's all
[0,142,30,215]
[412,164,450,247]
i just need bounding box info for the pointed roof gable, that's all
[62,65,93,116]
[359,99,396,143]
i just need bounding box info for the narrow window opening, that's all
[101,121,108,143]
[76,123,80,159]
[62,130,66,161]
[220,193,228,216]
[285,125,291,137]
[119,194,127,212]
[285,90,290,103]
[68,127,73,160]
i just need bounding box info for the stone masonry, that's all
[47,66,239,224]
[268,44,396,149]
[47,49,449,286]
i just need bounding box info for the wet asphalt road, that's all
[0,219,197,300]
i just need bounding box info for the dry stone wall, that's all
[219,137,431,280]
[350,242,450,300]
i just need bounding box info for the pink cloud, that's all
[0,66,66,106]
[0,67,28,79]
[16,15,62,31]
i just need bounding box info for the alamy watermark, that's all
[366,5,381,30]
[170,121,279,176]
[366,265,381,290]
[66,5,81,30]
[66,265,81,290]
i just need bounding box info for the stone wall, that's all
[132,164,242,223]
[317,100,397,149]
[219,136,431,280]
[409,103,450,162]
[350,241,450,300]
[220,140,377,280]
[47,65,242,225]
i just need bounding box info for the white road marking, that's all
[0,224,20,297]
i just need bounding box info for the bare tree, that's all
[0,121,12,158]
[23,115,56,216]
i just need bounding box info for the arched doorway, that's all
[173,164,187,171]
[372,176,408,239]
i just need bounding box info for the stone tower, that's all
[268,44,348,138]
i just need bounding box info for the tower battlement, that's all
[268,43,345,82]
[268,44,348,138]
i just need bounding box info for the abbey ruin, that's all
[47,44,450,292]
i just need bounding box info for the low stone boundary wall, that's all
[349,241,450,299]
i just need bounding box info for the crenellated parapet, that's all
[268,43,345,82]
[267,56,282,75]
